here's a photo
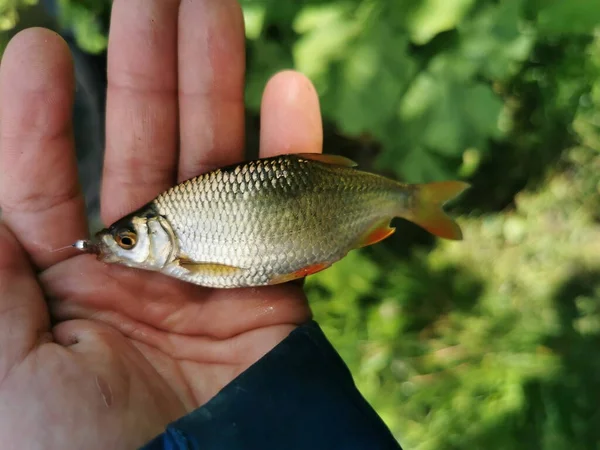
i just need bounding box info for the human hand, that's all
[0,1,322,448]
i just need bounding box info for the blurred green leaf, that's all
[406,0,475,45]
[0,0,38,31]
[457,0,535,80]
[241,3,265,39]
[56,0,108,53]
[531,0,600,37]
[292,3,359,82]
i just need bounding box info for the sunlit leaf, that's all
[406,0,475,45]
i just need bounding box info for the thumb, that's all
[0,222,50,381]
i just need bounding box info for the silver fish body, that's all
[90,153,468,288]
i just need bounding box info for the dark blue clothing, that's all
[140,321,402,450]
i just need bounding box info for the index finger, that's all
[0,28,88,269]
[101,0,180,225]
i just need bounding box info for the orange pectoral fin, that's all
[268,262,331,285]
[356,219,396,248]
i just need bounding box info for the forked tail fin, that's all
[404,181,470,240]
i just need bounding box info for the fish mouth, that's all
[96,249,121,263]
[70,235,119,263]
[92,230,122,263]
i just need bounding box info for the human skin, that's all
[0,1,323,448]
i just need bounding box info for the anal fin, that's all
[356,218,396,248]
[268,262,331,285]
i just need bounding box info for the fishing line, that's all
[48,243,79,253]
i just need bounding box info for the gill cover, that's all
[96,208,178,270]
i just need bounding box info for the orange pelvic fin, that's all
[356,219,396,248]
[294,153,358,167]
[178,258,245,275]
[406,181,470,240]
[268,262,331,285]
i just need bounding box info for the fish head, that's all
[94,208,177,271]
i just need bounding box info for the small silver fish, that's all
[74,153,469,288]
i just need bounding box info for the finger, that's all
[0,223,50,380]
[50,302,302,366]
[42,255,310,339]
[0,28,88,269]
[177,0,246,181]
[259,70,323,158]
[102,0,180,225]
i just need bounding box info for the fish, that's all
[74,153,470,288]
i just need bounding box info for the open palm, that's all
[0,1,322,448]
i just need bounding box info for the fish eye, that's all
[115,229,137,249]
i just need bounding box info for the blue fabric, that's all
[140,321,402,450]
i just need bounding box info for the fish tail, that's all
[402,181,470,240]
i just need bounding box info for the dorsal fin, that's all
[294,153,358,167]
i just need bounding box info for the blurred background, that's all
[1,0,600,448]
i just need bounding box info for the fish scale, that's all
[86,153,469,288]
[149,155,401,287]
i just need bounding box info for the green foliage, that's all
[0,0,37,31]
[530,0,600,37]
[306,142,600,449]
[55,0,109,53]
[0,0,37,53]
[237,0,600,195]
[3,0,600,448]
[243,0,528,183]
